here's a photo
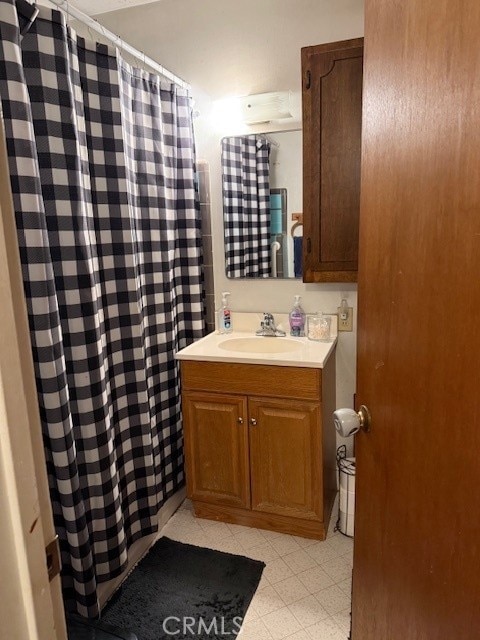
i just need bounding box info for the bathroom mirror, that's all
[221,129,302,279]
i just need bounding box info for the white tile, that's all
[320,557,352,583]
[305,542,339,565]
[262,606,303,640]
[315,585,351,616]
[227,522,254,535]
[270,535,302,557]
[246,542,280,563]
[283,549,318,575]
[327,518,338,539]
[260,528,286,541]
[161,501,351,640]
[243,603,260,623]
[332,608,352,634]
[167,514,202,532]
[288,594,330,627]
[273,576,310,605]
[172,505,193,517]
[179,531,211,547]
[211,538,246,556]
[234,528,268,550]
[161,525,184,541]
[202,529,235,546]
[336,577,352,595]
[198,519,232,538]
[297,566,335,594]
[264,558,295,584]
[327,528,339,540]
[257,572,271,590]
[341,547,354,566]
[326,534,354,556]
[179,498,192,511]
[284,631,311,640]
[291,536,319,549]
[305,616,345,640]
[250,584,285,617]
[239,617,273,639]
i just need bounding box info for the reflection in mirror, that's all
[221,130,302,279]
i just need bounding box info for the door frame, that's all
[0,118,67,639]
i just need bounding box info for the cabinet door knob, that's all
[250,418,257,426]
[237,417,244,424]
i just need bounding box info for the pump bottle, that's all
[218,292,232,334]
[289,295,306,337]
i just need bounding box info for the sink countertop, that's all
[175,331,337,369]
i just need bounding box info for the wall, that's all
[96,0,364,451]
[193,93,358,453]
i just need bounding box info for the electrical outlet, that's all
[337,305,353,331]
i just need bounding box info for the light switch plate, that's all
[337,306,353,332]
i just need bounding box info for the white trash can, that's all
[337,449,356,537]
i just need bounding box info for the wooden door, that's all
[183,392,250,508]
[249,397,322,520]
[353,1,480,638]
[0,120,66,638]
[302,38,363,283]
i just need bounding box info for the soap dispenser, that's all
[219,291,232,334]
[289,295,306,337]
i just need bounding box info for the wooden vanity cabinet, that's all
[181,359,336,540]
[302,38,364,283]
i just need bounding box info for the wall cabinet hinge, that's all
[45,535,61,582]
[305,70,311,90]
[306,237,312,253]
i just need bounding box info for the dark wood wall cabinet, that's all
[302,38,364,282]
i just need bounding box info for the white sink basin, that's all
[218,337,301,354]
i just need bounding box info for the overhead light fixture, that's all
[238,91,293,125]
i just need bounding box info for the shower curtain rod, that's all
[43,0,190,90]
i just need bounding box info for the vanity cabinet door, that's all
[248,397,323,521]
[183,392,250,508]
[302,38,364,282]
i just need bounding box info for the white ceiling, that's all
[71,0,163,17]
[69,0,364,100]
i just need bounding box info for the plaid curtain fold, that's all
[0,0,204,617]
[222,135,271,277]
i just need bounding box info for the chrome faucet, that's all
[256,313,286,337]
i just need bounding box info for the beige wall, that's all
[93,0,364,452]
[194,99,358,454]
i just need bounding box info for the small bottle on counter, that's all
[218,291,232,334]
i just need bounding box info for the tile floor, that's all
[161,498,352,640]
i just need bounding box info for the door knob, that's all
[333,405,371,437]
[250,418,257,426]
[238,417,244,424]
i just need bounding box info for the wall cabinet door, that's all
[302,38,364,282]
[183,392,250,508]
[248,397,322,520]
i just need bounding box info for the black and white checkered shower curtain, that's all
[0,0,204,617]
[222,135,271,277]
